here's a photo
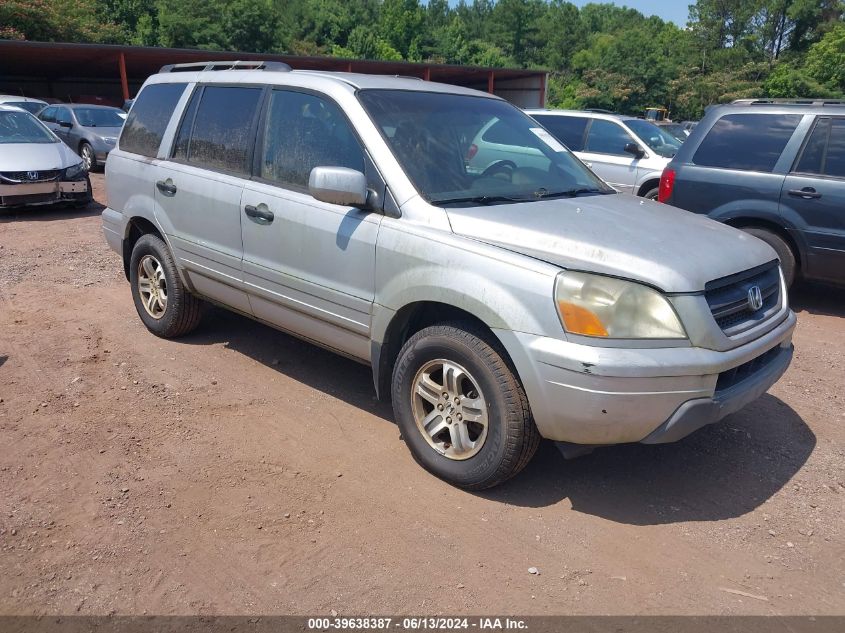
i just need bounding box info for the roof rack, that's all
[159,60,292,73]
[731,98,845,106]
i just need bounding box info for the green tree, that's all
[1,0,122,42]
[804,23,845,90]
[379,0,425,59]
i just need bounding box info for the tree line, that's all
[2,0,844,120]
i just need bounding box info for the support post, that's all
[487,70,495,94]
[423,67,431,81]
[539,73,547,108]
[118,52,129,102]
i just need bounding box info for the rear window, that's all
[176,86,262,174]
[532,115,587,151]
[120,82,186,157]
[693,113,801,172]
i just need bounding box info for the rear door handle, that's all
[156,180,177,195]
[244,204,274,224]
[788,187,821,199]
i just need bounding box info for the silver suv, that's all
[102,61,796,489]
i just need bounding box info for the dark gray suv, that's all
[659,99,845,287]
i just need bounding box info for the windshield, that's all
[74,108,125,128]
[0,110,57,144]
[625,119,681,158]
[658,123,688,142]
[6,101,45,114]
[358,90,613,206]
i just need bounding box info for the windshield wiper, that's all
[538,187,613,198]
[432,194,530,206]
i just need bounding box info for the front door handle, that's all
[244,204,274,224]
[156,180,177,195]
[788,187,821,200]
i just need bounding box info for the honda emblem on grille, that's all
[747,285,764,311]
[26,171,39,181]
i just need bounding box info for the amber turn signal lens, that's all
[558,301,609,337]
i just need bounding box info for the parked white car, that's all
[525,110,682,199]
[0,105,91,209]
[0,94,49,115]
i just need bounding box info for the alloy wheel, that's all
[137,254,168,319]
[81,145,94,171]
[411,359,489,460]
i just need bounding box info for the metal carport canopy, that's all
[0,40,547,108]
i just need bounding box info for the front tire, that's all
[129,234,203,338]
[392,323,540,490]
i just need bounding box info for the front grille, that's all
[0,192,60,207]
[716,345,782,393]
[705,262,781,336]
[0,170,61,183]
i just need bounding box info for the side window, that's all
[40,107,56,123]
[185,86,262,174]
[693,113,802,172]
[260,90,364,189]
[825,119,845,177]
[534,115,588,151]
[795,117,845,179]
[482,119,524,146]
[56,107,72,125]
[584,119,635,155]
[794,118,829,175]
[120,82,187,158]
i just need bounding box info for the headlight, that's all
[64,162,85,179]
[555,271,687,339]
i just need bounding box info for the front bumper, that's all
[494,309,796,445]
[0,177,90,208]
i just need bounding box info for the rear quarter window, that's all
[692,113,801,172]
[120,82,187,158]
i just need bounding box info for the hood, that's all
[445,194,777,293]
[0,141,81,171]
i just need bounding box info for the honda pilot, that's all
[102,62,796,489]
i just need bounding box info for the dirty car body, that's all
[101,65,795,488]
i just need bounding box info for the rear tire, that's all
[642,187,659,200]
[741,227,796,287]
[129,234,203,338]
[392,322,540,490]
[79,142,97,172]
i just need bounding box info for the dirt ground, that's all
[0,173,843,617]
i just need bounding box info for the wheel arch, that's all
[122,216,165,281]
[722,216,803,274]
[636,177,660,198]
[371,301,521,402]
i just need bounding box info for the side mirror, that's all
[309,166,368,207]
[624,142,644,158]
[58,120,72,128]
